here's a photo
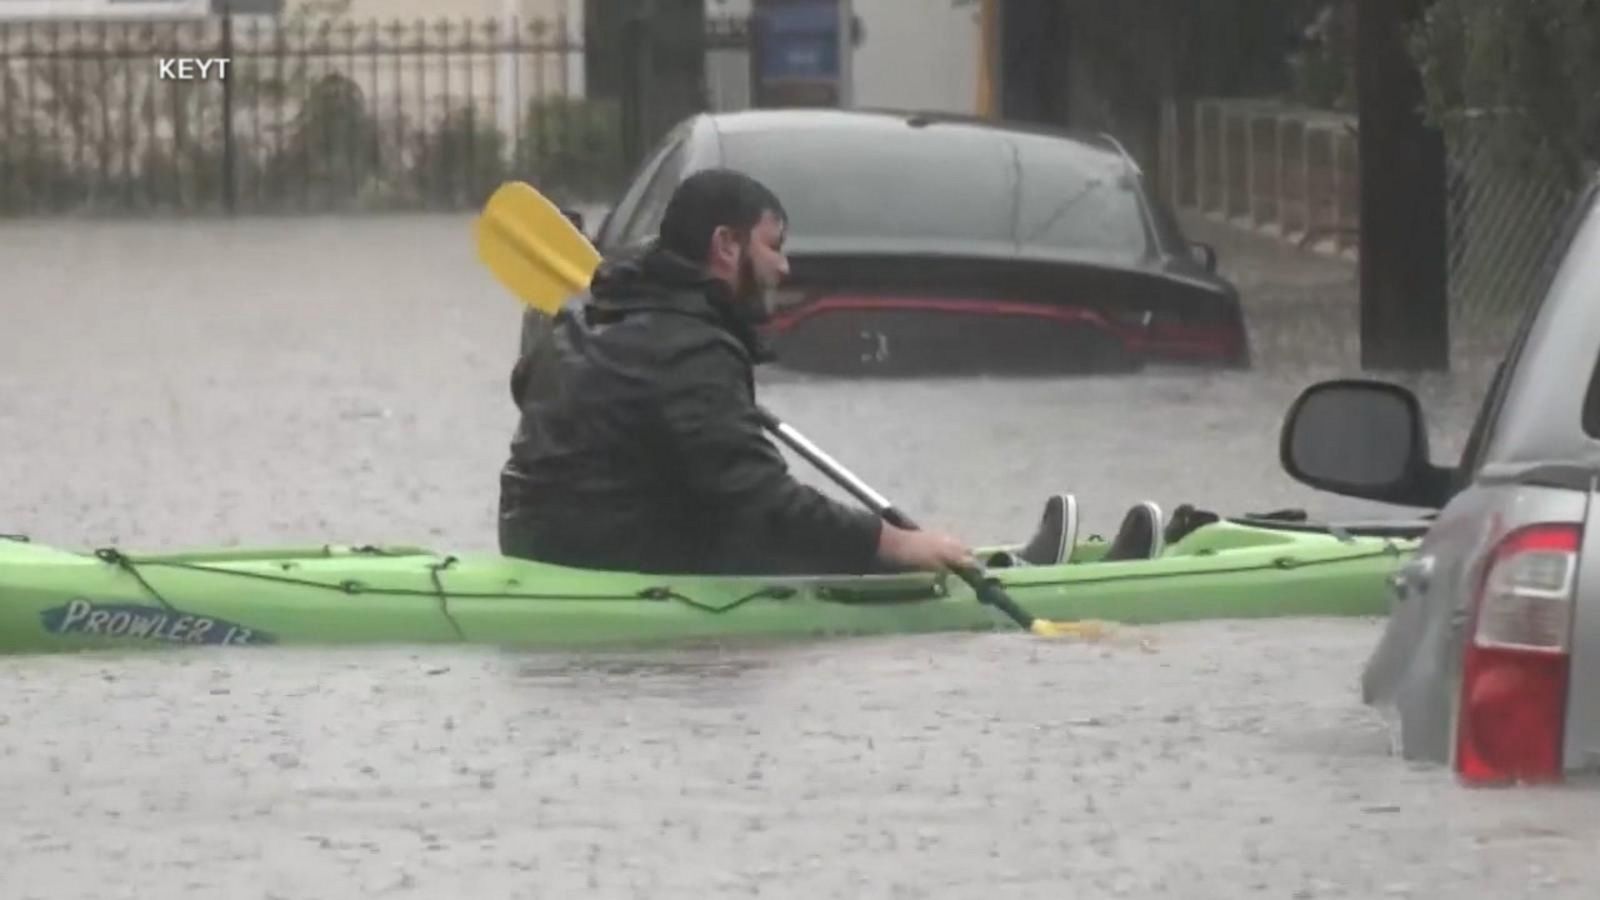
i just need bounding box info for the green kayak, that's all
[0,516,1415,655]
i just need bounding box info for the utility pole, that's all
[836,0,853,107]
[219,0,235,214]
[1354,0,1450,371]
[584,0,705,172]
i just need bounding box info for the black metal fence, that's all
[0,13,750,216]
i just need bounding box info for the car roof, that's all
[676,107,1179,266]
[698,107,1139,172]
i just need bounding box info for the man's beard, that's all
[732,248,773,324]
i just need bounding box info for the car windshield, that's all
[715,124,1150,261]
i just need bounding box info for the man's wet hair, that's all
[657,168,786,264]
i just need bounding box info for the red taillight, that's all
[1455,523,1579,785]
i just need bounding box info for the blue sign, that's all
[763,2,839,33]
[762,36,838,81]
[756,0,840,82]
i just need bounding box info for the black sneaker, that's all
[985,494,1079,568]
[1104,501,1165,561]
[1018,494,1079,566]
[1163,503,1220,546]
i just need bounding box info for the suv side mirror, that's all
[1190,242,1218,272]
[1280,379,1453,508]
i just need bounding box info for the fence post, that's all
[1300,120,1312,240]
[619,13,645,173]
[219,1,236,214]
[1220,105,1232,219]
[1331,130,1345,250]
[1274,113,1285,236]
[1245,109,1258,226]
[1171,99,1184,210]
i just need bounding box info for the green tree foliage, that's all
[410,105,506,209]
[1410,0,1600,186]
[515,96,625,201]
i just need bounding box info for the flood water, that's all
[4,212,1592,899]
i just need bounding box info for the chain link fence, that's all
[1162,97,1594,366]
[1444,118,1594,361]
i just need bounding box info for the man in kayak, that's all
[497,168,974,577]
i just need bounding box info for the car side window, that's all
[615,139,689,249]
[1582,357,1600,438]
[1453,359,1510,486]
[1452,291,1550,489]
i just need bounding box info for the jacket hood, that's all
[584,241,773,362]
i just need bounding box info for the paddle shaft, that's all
[754,406,1041,631]
[755,408,909,526]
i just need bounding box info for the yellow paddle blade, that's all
[474,181,602,316]
[1029,619,1109,639]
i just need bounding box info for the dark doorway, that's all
[585,0,709,172]
[998,0,1068,124]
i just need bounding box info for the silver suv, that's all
[1279,174,1600,786]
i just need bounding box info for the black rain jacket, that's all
[497,242,883,576]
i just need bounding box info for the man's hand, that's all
[876,523,975,572]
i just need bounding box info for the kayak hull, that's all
[0,520,1416,654]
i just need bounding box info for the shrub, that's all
[261,72,385,209]
[513,96,625,202]
[408,104,508,209]
[1411,0,1600,186]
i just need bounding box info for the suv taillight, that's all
[1455,523,1579,785]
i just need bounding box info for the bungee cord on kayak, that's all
[425,557,467,640]
[79,551,797,608]
[93,547,181,613]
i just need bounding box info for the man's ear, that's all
[709,225,740,265]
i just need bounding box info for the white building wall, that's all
[331,0,585,141]
[849,0,979,114]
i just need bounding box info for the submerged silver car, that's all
[1279,174,1600,786]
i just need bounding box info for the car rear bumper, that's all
[763,296,1251,370]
